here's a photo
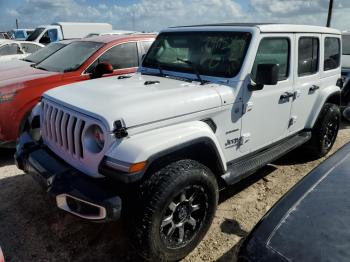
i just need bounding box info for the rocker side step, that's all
[223,131,311,185]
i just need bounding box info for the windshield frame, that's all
[142,30,253,80]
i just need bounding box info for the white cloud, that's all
[0,0,349,32]
[6,9,19,17]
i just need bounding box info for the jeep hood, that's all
[44,74,224,130]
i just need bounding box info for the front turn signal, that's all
[128,161,147,173]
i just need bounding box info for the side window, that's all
[251,38,289,82]
[0,44,21,55]
[324,37,340,71]
[21,43,42,54]
[87,42,139,72]
[298,37,319,76]
[48,29,58,42]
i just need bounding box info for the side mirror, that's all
[91,62,113,79]
[250,64,279,91]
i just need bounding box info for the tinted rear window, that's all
[324,37,340,71]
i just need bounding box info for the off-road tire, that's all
[129,159,218,261]
[304,103,340,158]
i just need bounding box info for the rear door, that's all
[240,34,294,153]
[289,34,321,133]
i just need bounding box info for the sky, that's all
[0,0,349,32]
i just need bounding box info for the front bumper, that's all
[15,133,122,222]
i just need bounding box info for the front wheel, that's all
[130,159,218,261]
[304,103,340,158]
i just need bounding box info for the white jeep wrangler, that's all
[16,23,342,261]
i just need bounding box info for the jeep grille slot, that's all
[41,100,86,159]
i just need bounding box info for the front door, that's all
[240,34,294,154]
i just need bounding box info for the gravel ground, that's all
[0,127,349,262]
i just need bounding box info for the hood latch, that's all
[113,120,128,139]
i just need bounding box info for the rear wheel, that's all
[129,159,218,261]
[304,103,340,158]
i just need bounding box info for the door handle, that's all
[280,92,294,100]
[309,85,320,92]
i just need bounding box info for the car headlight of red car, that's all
[0,91,16,103]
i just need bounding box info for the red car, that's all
[0,34,155,147]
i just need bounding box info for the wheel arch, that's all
[306,86,340,129]
[103,121,227,184]
[143,137,227,184]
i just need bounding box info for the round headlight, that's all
[84,124,105,153]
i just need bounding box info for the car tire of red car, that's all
[129,159,218,262]
[304,103,340,158]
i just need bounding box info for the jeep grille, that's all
[41,100,86,159]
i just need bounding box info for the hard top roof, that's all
[166,23,341,35]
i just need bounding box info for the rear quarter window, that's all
[324,37,340,71]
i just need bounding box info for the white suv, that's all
[16,23,342,261]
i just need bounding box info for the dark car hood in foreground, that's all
[239,142,350,262]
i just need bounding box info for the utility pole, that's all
[326,0,333,27]
[16,19,19,29]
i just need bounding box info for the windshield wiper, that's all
[35,66,48,71]
[22,58,33,62]
[143,58,165,77]
[156,62,164,76]
[176,58,207,85]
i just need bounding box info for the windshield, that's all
[143,31,252,78]
[14,30,26,39]
[342,35,350,55]
[24,42,66,64]
[26,28,45,41]
[35,41,104,72]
